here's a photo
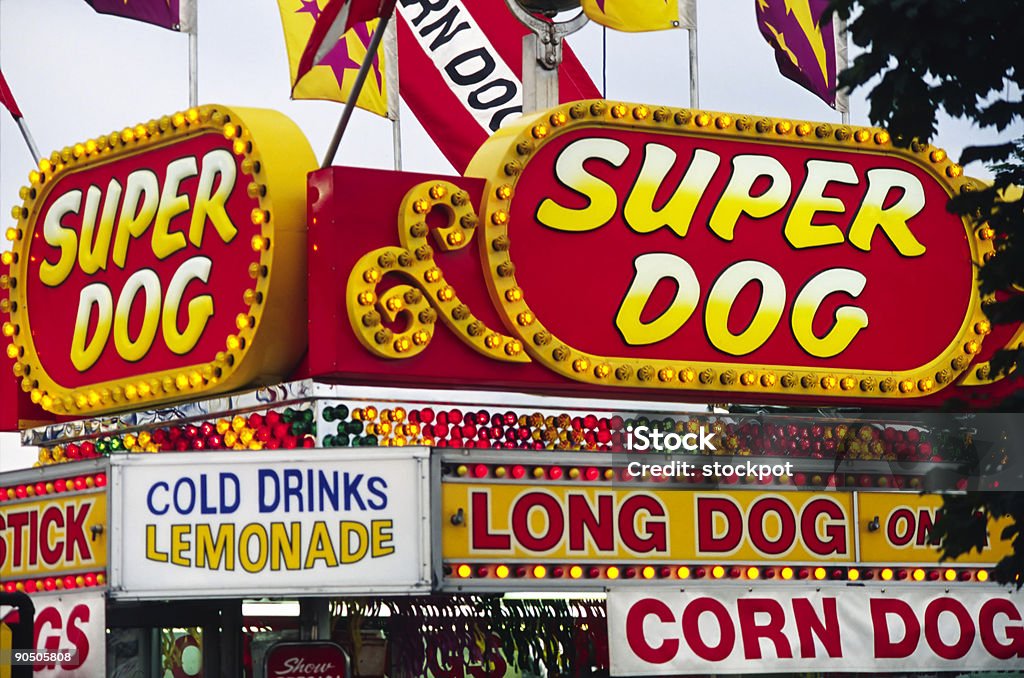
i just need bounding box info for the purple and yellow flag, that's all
[83,0,193,31]
[755,0,838,108]
[276,0,393,118]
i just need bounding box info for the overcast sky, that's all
[1,0,1015,198]
[0,1,1018,469]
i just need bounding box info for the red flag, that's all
[297,0,398,82]
[396,1,599,172]
[0,70,23,119]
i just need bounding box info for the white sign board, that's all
[608,587,1024,675]
[0,591,106,677]
[109,448,431,598]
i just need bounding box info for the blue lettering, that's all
[319,471,339,511]
[147,481,169,516]
[173,478,196,515]
[284,469,303,512]
[367,476,388,510]
[200,475,216,515]
[343,473,366,511]
[259,469,279,512]
[221,473,240,514]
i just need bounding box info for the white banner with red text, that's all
[608,587,1024,675]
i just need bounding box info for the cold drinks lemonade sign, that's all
[108,449,430,598]
[3,105,313,416]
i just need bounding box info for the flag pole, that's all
[322,13,392,168]
[837,13,850,125]
[15,118,40,164]
[384,13,402,171]
[188,0,198,107]
[687,1,699,108]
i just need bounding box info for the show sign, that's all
[0,489,106,583]
[3,105,314,416]
[108,448,430,598]
[608,588,1024,675]
[308,100,1004,406]
[0,591,105,677]
[265,641,349,678]
[440,482,1011,587]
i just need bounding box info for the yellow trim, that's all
[345,181,529,363]
[461,100,993,399]
[4,105,315,415]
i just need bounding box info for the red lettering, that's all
[871,598,920,659]
[737,598,791,659]
[979,598,1024,660]
[800,498,847,556]
[618,495,667,554]
[625,598,678,664]
[39,505,64,565]
[0,515,6,565]
[696,496,742,554]
[566,494,614,552]
[510,492,563,553]
[924,598,975,660]
[748,498,796,556]
[915,509,941,546]
[33,606,62,671]
[469,491,510,551]
[682,597,735,661]
[64,604,90,669]
[65,503,92,562]
[887,508,914,547]
[28,509,38,566]
[793,597,842,658]
[6,511,28,567]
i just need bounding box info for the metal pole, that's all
[384,14,402,171]
[15,117,40,164]
[188,1,198,107]
[688,27,699,108]
[837,14,850,124]
[321,12,392,168]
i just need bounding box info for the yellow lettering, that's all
[78,180,121,275]
[304,521,339,568]
[624,146,720,237]
[195,523,234,571]
[189,149,238,247]
[792,268,869,358]
[39,190,82,287]
[238,523,268,573]
[152,157,195,260]
[145,524,167,563]
[705,261,785,356]
[162,256,214,355]
[614,253,699,345]
[340,521,369,564]
[848,168,926,256]
[371,520,394,557]
[70,283,113,371]
[113,269,161,362]
[270,522,301,571]
[170,524,190,566]
[536,137,629,232]
[709,154,791,241]
[112,170,159,268]
[784,160,857,248]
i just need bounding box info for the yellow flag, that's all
[277,0,390,117]
[581,0,696,32]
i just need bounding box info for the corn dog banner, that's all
[608,587,1024,675]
